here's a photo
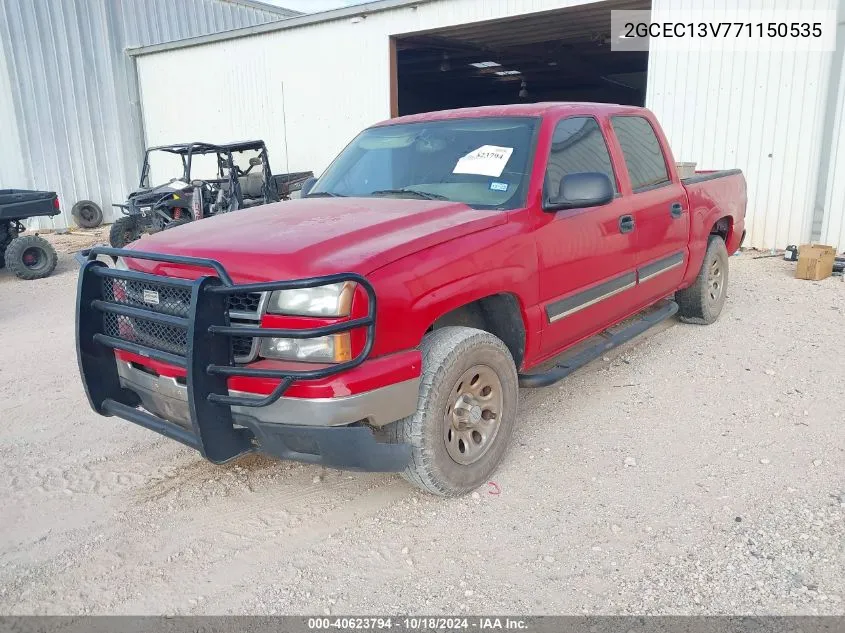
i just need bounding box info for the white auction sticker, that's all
[453,145,514,178]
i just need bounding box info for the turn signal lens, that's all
[333,332,352,362]
[259,332,352,363]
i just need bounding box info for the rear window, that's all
[610,116,670,191]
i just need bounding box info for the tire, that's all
[386,326,519,497]
[5,235,58,280]
[109,216,143,248]
[71,200,104,228]
[676,235,729,324]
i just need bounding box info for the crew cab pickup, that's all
[76,103,746,496]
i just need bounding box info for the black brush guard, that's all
[76,247,411,471]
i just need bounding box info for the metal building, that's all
[127,0,845,250]
[0,0,298,229]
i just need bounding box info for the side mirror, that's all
[543,172,614,212]
[190,179,206,188]
[300,177,318,197]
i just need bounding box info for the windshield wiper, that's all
[370,189,449,201]
[306,191,346,198]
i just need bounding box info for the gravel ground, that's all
[0,240,843,615]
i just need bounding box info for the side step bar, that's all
[518,301,678,388]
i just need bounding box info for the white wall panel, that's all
[820,30,845,249]
[646,0,837,250]
[136,0,610,179]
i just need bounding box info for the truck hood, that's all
[126,197,506,281]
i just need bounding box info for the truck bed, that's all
[681,169,747,254]
[271,172,314,196]
[681,168,743,185]
[0,189,60,221]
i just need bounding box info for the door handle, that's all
[619,214,635,234]
[670,202,683,218]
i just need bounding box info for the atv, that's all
[110,140,312,247]
[0,189,61,281]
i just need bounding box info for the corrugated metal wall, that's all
[0,0,293,229]
[135,0,612,181]
[646,0,840,250]
[820,20,845,248]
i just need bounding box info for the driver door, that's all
[534,115,639,359]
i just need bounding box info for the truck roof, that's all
[376,102,648,127]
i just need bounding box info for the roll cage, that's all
[139,141,273,200]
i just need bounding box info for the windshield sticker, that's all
[453,145,514,178]
[489,181,509,192]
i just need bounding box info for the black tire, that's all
[676,235,729,324]
[109,216,143,248]
[5,235,58,280]
[71,200,104,228]
[386,326,519,496]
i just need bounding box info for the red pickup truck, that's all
[76,103,746,496]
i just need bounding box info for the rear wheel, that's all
[386,327,518,496]
[109,216,143,248]
[5,235,58,280]
[676,235,729,324]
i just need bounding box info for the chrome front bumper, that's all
[116,361,420,429]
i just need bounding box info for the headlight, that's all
[259,333,351,363]
[266,282,355,317]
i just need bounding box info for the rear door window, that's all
[544,117,617,201]
[610,116,671,191]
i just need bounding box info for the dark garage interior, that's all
[393,0,651,116]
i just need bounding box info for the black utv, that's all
[110,140,312,247]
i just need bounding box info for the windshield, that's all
[310,117,539,209]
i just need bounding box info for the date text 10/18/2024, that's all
[307,617,529,630]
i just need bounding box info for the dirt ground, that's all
[1,235,843,615]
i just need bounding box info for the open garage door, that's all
[393,0,650,116]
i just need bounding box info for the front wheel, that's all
[676,235,729,324]
[109,216,143,248]
[386,327,519,496]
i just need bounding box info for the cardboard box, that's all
[796,244,836,281]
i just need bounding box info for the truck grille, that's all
[101,277,262,362]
